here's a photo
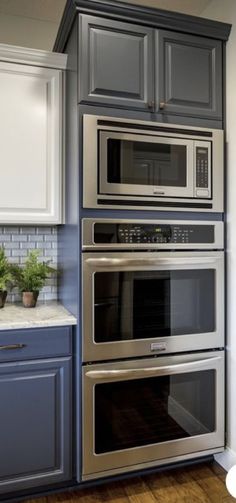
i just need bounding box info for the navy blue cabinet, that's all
[0,328,72,494]
[79,14,223,122]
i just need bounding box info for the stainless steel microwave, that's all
[83,115,224,212]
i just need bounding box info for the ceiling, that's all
[0,0,66,23]
[0,0,212,24]
[121,0,212,16]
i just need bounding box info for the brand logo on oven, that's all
[151,342,167,352]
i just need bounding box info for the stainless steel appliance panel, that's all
[82,218,224,251]
[83,115,223,212]
[82,251,224,362]
[82,351,224,479]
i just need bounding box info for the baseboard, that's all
[214,447,236,471]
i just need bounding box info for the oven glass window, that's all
[94,269,215,342]
[95,370,215,453]
[107,139,187,187]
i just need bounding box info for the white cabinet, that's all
[0,45,67,224]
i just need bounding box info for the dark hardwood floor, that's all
[24,462,234,503]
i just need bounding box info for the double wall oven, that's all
[81,219,225,480]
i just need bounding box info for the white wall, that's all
[201,0,236,472]
[0,13,58,50]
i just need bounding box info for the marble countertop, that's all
[0,302,77,331]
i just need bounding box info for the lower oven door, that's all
[82,251,224,361]
[82,351,224,480]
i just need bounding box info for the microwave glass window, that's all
[95,370,215,453]
[94,269,215,343]
[107,139,187,187]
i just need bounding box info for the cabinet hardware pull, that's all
[85,356,221,380]
[148,101,155,110]
[159,102,165,110]
[86,257,217,267]
[0,344,26,351]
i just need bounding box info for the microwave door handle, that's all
[85,257,217,267]
[85,356,221,380]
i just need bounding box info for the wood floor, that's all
[24,462,234,503]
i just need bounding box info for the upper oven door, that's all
[82,251,224,362]
[99,131,194,199]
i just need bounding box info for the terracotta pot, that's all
[22,291,39,308]
[0,290,7,308]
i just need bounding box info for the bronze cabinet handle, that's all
[159,101,166,110]
[0,344,26,351]
[148,101,155,110]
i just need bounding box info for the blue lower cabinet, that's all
[0,357,72,493]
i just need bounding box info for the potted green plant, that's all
[0,248,14,308]
[12,250,56,308]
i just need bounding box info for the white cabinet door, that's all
[0,62,62,223]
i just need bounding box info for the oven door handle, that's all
[85,356,221,380]
[85,257,217,267]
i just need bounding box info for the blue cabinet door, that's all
[0,357,72,493]
[156,30,222,120]
[79,14,154,110]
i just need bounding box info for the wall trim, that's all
[0,43,67,69]
[214,447,236,472]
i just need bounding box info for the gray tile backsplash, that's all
[0,226,58,302]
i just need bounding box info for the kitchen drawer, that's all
[0,326,72,362]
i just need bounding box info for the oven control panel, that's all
[93,223,215,245]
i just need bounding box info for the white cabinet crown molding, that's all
[0,43,67,70]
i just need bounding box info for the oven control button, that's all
[150,342,167,352]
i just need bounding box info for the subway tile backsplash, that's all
[0,226,58,303]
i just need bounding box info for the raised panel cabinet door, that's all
[79,14,154,110]
[156,30,222,119]
[0,62,62,224]
[0,357,72,493]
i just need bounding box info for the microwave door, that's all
[99,132,194,198]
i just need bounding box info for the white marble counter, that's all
[0,302,77,330]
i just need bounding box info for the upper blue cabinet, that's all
[78,14,222,122]
[54,1,231,127]
[79,15,154,111]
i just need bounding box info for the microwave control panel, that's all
[196,147,209,189]
[93,223,215,245]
